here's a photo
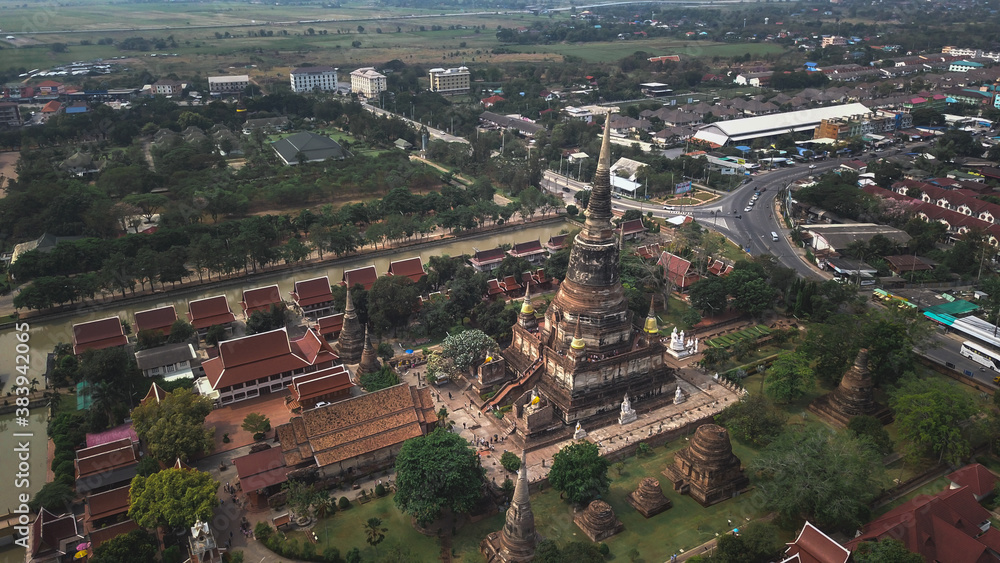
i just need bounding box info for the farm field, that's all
[504,40,787,62]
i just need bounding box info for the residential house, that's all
[197,327,338,405]
[478,111,543,137]
[386,257,425,283]
[884,255,935,275]
[291,276,335,318]
[187,295,236,335]
[507,240,548,265]
[134,343,198,380]
[242,116,289,135]
[470,247,506,272]
[275,383,436,477]
[72,317,127,356]
[481,95,505,108]
[342,265,378,290]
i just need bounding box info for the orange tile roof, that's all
[29,508,79,559]
[134,305,177,335]
[342,265,378,290]
[88,520,137,551]
[234,447,288,491]
[75,438,138,479]
[72,316,127,355]
[317,313,344,336]
[948,464,999,499]
[621,219,645,236]
[240,285,283,316]
[187,295,235,329]
[291,276,333,308]
[40,100,61,113]
[783,521,850,563]
[387,257,425,282]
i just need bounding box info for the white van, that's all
[771,232,779,241]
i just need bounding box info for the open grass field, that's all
[504,40,787,63]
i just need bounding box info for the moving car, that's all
[808,164,817,169]
[744,206,752,212]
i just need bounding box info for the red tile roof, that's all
[470,247,506,267]
[187,295,235,329]
[387,257,425,282]
[75,438,138,479]
[546,234,568,251]
[30,508,80,559]
[202,328,338,390]
[72,316,127,355]
[134,305,177,336]
[40,100,61,113]
[234,447,288,491]
[241,285,283,316]
[621,219,645,236]
[88,519,138,551]
[36,80,62,88]
[509,239,545,257]
[317,313,344,336]
[845,486,994,563]
[85,485,130,527]
[487,279,504,295]
[141,382,167,406]
[342,265,378,290]
[289,365,354,403]
[657,251,700,289]
[948,464,999,499]
[501,275,522,293]
[783,521,850,563]
[291,276,333,308]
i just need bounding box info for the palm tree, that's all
[364,517,386,555]
[313,491,334,519]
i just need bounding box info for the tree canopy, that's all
[890,377,977,465]
[764,351,814,404]
[128,468,219,528]
[130,387,214,462]
[548,441,610,505]
[852,538,923,563]
[90,529,159,563]
[749,427,885,532]
[708,521,784,563]
[394,428,485,525]
[715,395,787,448]
[440,329,501,375]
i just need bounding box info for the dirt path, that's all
[0,151,19,197]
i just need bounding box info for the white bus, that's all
[960,340,1000,372]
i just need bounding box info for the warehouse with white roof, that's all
[692,103,872,147]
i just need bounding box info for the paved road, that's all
[362,103,470,145]
[923,328,1000,390]
[542,162,846,280]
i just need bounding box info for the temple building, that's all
[481,453,538,562]
[808,349,892,427]
[496,113,676,433]
[663,423,749,506]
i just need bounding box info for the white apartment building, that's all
[290,66,339,93]
[350,67,387,99]
[428,66,471,95]
[208,75,250,94]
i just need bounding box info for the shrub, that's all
[500,451,521,473]
[338,496,351,510]
[375,484,387,497]
[322,546,342,562]
[254,522,274,543]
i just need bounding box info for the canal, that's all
[0,219,571,548]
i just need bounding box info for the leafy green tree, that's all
[135,456,162,477]
[394,428,485,524]
[130,388,214,462]
[128,468,219,528]
[852,538,923,563]
[847,415,894,456]
[500,451,521,473]
[548,441,609,505]
[715,395,787,447]
[365,517,387,554]
[764,351,814,404]
[205,324,226,346]
[440,329,500,375]
[283,479,318,519]
[890,377,976,464]
[368,275,420,336]
[245,304,286,335]
[90,529,158,563]
[28,482,74,513]
[710,521,783,563]
[732,278,776,317]
[688,277,728,316]
[800,314,860,386]
[360,365,400,392]
[862,308,928,387]
[241,412,271,437]
[168,319,195,343]
[750,428,884,532]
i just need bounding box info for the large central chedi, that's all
[500,113,676,428]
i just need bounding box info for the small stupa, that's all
[627,477,672,518]
[808,349,892,426]
[574,499,624,542]
[481,452,538,562]
[663,423,749,507]
[336,287,364,364]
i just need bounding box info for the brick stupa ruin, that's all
[481,453,538,562]
[808,348,893,427]
[627,477,672,518]
[335,288,364,364]
[663,423,749,507]
[574,499,624,542]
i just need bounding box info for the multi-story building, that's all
[428,66,470,95]
[208,75,250,95]
[151,80,182,96]
[290,66,339,93]
[820,35,847,47]
[350,67,386,99]
[0,102,21,127]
